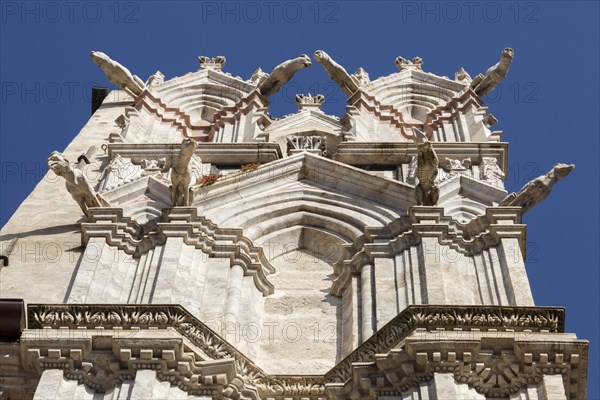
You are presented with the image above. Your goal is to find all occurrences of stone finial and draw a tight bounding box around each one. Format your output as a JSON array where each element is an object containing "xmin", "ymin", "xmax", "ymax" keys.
[
  {"xmin": 352, "ymin": 68, "xmax": 370, "ymax": 85},
  {"xmin": 146, "ymin": 71, "xmax": 165, "ymax": 87},
  {"xmin": 258, "ymin": 54, "xmax": 312, "ymax": 97},
  {"xmin": 295, "ymin": 93, "xmax": 325, "ymax": 111},
  {"xmin": 412, "ymin": 128, "xmax": 439, "ymax": 206},
  {"xmin": 396, "ymin": 56, "xmax": 423, "ymax": 71},
  {"xmin": 314, "ymin": 50, "xmax": 360, "ymax": 96},
  {"xmin": 499, "ymin": 163, "xmax": 574, "ymax": 213},
  {"xmin": 198, "ymin": 56, "xmax": 226, "ymax": 72},
  {"xmin": 90, "ymin": 51, "xmax": 146, "ymax": 96},
  {"xmin": 454, "ymin": 67, "xmax": 472, "ymax": 83},
  {"xmin": 248, "ymin": 68, "xmax": 269, "ymax": 86}
]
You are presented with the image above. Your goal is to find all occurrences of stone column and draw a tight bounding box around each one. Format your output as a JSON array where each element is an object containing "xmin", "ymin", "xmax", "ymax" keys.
[
  {"xmin": 373, "ymin": 257, "xmax": 397, "ymax": 330},
  {"xmin": 223, "ymin": 265, "xmax": 244, "ymax": 343},
  {"xmin": 33, "ymin": 369, "xmax": 63, "ymax": 400},
  {"xmin": 420, "ymin": 237, "xmax": 446, "ymax": 304},
  {"xmin": 498, "ymin": 238, "xmax": 534, "ymax": 306},
  {"xmin": 539, "ymin": 374, "xmax": 567, "ymax": 399},
  {"xmin": 360, "ymin": 264, "xmax": 375, "ymax": 341}
]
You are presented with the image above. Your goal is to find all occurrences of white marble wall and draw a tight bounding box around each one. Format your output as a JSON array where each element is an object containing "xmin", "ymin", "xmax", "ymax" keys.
[
  {"xmin": 67, "ymin": 237, "xmax": 263, "ymax": 357},
  {"xmin": 33, "ymin": 369, "xmax": 211, "ymax": 400}
]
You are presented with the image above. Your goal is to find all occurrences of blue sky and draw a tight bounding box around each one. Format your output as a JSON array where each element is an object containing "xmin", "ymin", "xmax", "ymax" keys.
[{"xmin": 1, "ymin": 1, "xmax": 598, "ymax": 396}]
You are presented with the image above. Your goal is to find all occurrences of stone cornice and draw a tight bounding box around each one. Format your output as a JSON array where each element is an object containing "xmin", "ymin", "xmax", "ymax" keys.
[
  {"xmin": 366, "ymin": 206, "xmax": 526, "ymax": 258},
  {"xmin": 107, "ymin": 142, "xmax": 283, "ymax": 166},
  {"xmin": 81, "ymin": 208, "xmax": 275, "ymax": 295},
  {"xmin": 328, "ymin": 330, "xmax": 587, "ymax": 399},
  {"xmin": 365, "ymin": 69, "xmax": 467, "ymax": 93},
  {"xmin": 425, "ymin": 89, "xmax": 486, "ymax": 128},
  {"xmin": 26, "ymin": 304, "xmax": 570, "ymax": 399},
  {"xmin": 333, "ymin": 141, "xmax": 508, "ymax": 172},
  {"xmin": 323, "ymin": 305, "xmax": 565, "ymax": 384},
  {"xmin": 27, "ymin": 304, "xmax": 325, "ymax": 399},
  {"xmin": 132, "ymin": 90, "xmax": 212, "ymax": 140},
  {"xmin": 208, "ymin": 89, "xmax": 271, "ymax": 141},
  {"xmin": 346, "ymin": 90, "xmax": 412, "ymax": 138},
  {"xmin": 331, "ymin": 207, "xmax": 526, "ymax": 296},
  {"xmin": 194, "ymin": 152, "xmax": 416, "ymax": 211}
]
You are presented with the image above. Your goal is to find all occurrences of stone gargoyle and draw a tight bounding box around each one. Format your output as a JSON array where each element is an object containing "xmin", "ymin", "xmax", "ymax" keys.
[
  {"xmin": 412, "ymin": 128, "xmax": 440, "ymax": 206},
  {"xmin": 90, "ymin": 51, "xmax": 146, "ymax": 96},
  {"xmin": 48, "ymin": 151, "xmax": 109, "ymax": 217},
  {"xmin": 258, "ymin": 54, "xmax": 312, "ymax": 97},
  {"xmin": 170, "ymin": 138, "xmax": 198, "ymax": 207},
  {"xmin": 499, "ymin": 163, "xmax": 574, "ymax": 213},
  {"xmin": 470, "ymin": 48, "xmax": 514, "ymax": 97},
  {"xmin": 314, "ymin": 50, "xmax": 361, "ymax": 96}
]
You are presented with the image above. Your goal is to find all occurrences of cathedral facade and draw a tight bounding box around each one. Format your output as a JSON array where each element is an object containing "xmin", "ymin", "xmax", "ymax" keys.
[{"xmin": 0, "ymin": 49, "xmax": 588, "ymax": 399}]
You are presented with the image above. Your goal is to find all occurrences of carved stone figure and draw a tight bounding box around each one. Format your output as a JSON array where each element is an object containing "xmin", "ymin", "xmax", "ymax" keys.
[
  {"xmin": 412, "ymin": 128, "xmax": 439, "ymax": 206},
  {"xmin": 145, "ymin": 71, "xmax": 165, "ymax": 87},
  {"xmin": 440, "ymin": 158, "xmax": 471, "ymax": 182},
  {"xmin": 141, "ymin": 158, "xmax": 166, "ymax": 171},
  {"xmin": 98, "ymin": 155, "xmax": 142, "ymax": 192},
  {"xmin": 287, "ymin": 135, "xmax": 327, "ymax": 156},
  {"xmin": 395, "ymin": 56, "xmax": 423, "ymax": 71},
  {"xmin": 314, "ymin": 50, "xmax": 360, "ymax": 96},
  {"xmin": 470, "ymin": 48, "xmax": 514, "ymax": 97},
  {"xmin": 48, "ymin": 151, "xmax": 108, "ymax": 216},
  {"xmin": 258, "ymin": 55, "xmax": 312, "ymax": 97},
  {"xmin": 454, "ymin": 67, "xmax": 472, "ymax": 83},
  {"xmin": 170, "ymin": 139, "xmax": 198, "ymax": 207},
  {"xmin": 499, "ymin": 163, "xmax": 574, "ymax": 213},
  {"xmin": 90, "ymin": 51, "xmax": 145, "ymax": 96},
  {"xmin": 198, "ymin": 56, "xmax": 226, "ymax": 71},
  {"xmin": 481, "ymin": 157, "xmax": 505, "ymax": 187}
]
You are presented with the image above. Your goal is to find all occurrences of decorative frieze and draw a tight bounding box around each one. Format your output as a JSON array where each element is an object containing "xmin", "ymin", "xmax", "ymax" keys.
[
  {"xmin": 481, "ymin": 156, "xmax": 505, "ymax": 187},
  {"xmin": 25, "ymin": 304, "xmax": 576, "ymax": 399},
  {"xmin": 287, "ymin": 135, "xmax": 327, "ymax": 156}
]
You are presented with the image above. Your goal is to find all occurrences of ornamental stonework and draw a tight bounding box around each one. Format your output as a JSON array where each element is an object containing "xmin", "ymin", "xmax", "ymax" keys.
[{"xmin": 0, "ymin": 48, "xmax": 586, "ymax": 400}]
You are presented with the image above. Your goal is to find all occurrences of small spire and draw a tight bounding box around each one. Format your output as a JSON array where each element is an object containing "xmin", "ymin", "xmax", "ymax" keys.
[{"xmin": 352, "ymin": 67, "xmax": 370, "ymax": 85}]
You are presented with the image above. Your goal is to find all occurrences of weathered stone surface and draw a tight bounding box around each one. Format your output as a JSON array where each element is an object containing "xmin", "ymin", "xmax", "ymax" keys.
[{"xmin": 0, "ymin": 50, "xmax": 585, "ymax": 399}]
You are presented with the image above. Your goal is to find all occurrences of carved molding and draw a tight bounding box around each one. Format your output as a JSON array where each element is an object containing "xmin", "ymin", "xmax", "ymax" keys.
[
  {"xmin": 26, "ymin": 304, "xmax": 571, "ymax": 399},
  {"xmin": 107, "ymin": 142, "xmax": 283, "ymax": 166},
  {"xmin": 346, "ymin": 90, "xmax": 411, "ymax": 139},
  {"xmin": 81, "ymin": 207, "xmax": 275, "ymax": 295},
  {"xmin": 331, "ymin": 206, "xmax": 526, "ymax": 296},
  {"xmin": 287, "ymin": 135, "xmax": 327, "ymax": 156},
  {"xmin": 27, "ymin": 304, "xmax": 325, "ymax": 399},
  {"xmin": 327, "ymin": 330, "xmax": 586, "ymax": 399}
]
